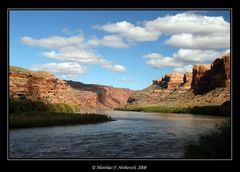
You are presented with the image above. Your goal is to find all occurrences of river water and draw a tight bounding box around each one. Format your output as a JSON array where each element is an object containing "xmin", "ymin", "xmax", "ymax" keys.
[{"xmin": 9, "ymin": 111, "xmax": 227, "ymax": 159}]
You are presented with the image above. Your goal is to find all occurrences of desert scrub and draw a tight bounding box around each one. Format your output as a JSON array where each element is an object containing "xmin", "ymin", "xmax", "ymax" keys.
[
  {"xmin": 184, "ymin": 121, "xmax": 230, "ymax": 159},
  {"xmin": 10, "ymin": 112, "xmax": 113, "ymax": 129}
]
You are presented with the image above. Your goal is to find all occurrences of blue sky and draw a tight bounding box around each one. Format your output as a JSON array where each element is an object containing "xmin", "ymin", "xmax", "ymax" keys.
[{"xmin": 9, "ymin": 10, "xmax": 230, "ymax": 90}]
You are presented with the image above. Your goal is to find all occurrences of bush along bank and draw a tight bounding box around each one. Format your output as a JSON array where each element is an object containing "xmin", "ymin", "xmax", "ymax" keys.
[
  {"xmin": 9, "ymin": 99, "xmax": 80, "ymax": 114},
  {"xmin": 184, "ymin": 121, "xmax": 230, "ymax": 159},
  {"xmin": 10, "ymin": 112, "xmax": 113, "ymax": 129},
  {"xmin": 115, "ymin": 102, "xmax": 230, "ymax": 116},
  {"xmin": 9, "ymin": 99, "xmax": 113, "ymax": 129}
]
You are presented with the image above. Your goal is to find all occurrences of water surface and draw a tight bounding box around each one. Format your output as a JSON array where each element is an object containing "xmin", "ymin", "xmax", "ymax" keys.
[{"xmin": 9, "ymin": 111, "xmax": 227, "ymax": 159}]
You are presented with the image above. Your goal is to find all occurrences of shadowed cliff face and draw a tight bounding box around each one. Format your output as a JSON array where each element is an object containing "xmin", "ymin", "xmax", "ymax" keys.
[
  {"xmin": 192, "ymin": 53, "xmax": 230, "ymax": 94},
  {"xmin": 9, "ymin": 67, "xmax": 133, "ymax": 110}
]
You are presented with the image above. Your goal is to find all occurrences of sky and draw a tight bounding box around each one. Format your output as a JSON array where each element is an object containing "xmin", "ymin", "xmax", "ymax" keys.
[{"xmin": 9, "ymin": 10, "xmax": 230, "ymax": 90}]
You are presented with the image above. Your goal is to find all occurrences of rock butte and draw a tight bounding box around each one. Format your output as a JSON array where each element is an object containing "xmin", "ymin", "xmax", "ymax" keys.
[
  {"xmin": 192, "ymin": 53, "xmax": 230, "ymax": 93},
  {"xmin": 128, "ymin": 53, "xmax": 230, "ymax": 107},
  {"xmin": 152, "ymin": 53, "xmax": 230, "ymax": 93}
]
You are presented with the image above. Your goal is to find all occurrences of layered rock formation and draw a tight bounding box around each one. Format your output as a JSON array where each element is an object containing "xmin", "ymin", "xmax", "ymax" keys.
[
  {"xmin": 126, "ymin": 53, "xmax": 230, "ymax": 108},
  {"xmin": 9, "ymin": 66, "xmax": 133, "ymax": 110},
  {"xmin": 182, "ymin": 72, "xmax": 193, "ymax": 89},
  {"xmin": 9, "ymin": 67, "xmax": 98, "ymax": 109},
  {"xmin": 209, "ymin": 53, "xmax": 230, "ymax": 88},
  {"xmin": 191, "ymin": 64, "xmax": 211, "ymax": 91},
  {"xmin": 152, "ymin": 72, "xmax": 191, "ymax": 90},
  {"xmin": 192, "ymin": 53, "xmax": 230, "ymax": 93}
]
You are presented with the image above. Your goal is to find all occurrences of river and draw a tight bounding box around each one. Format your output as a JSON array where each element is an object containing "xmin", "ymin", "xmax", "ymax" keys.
[{"xmin": 9, "ymin": 111, "xmax": 227, "ymax": 159}]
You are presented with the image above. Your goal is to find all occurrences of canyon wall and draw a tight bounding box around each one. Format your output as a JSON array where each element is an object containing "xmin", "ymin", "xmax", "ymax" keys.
[
  {"xmin": 66, "ymin": 80, "xmax": 134, "ymax": 108},
  {"xmin": 191, "ymin": 53, "xmax": 230, "ymax": 93},
  {"xmin": 9, "ymin": 67, "xmax": 133, "ymax": 110}
]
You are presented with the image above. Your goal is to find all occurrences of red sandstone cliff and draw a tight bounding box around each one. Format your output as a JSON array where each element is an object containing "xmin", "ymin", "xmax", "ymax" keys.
[
  {"xmin": 191, "ymin": 64, "xmax": 211, "ymax": 91},
  {"xmin": 152, "ymin": 72, "xmax": 192, "ymax": 90},
  {"xmin": 65, "ymin": 80, "xmax": 133, "ymax": 108},
  {"xmin": 152, "ymin": 72, "xmax": 184, "ymax": 90},
  {"xmin": 9, "ymin": 66, "xmax": 133, "ymax": 110},
  {"xmin": 182, "ymin": 72, "xmax": 193, "ymax": 89},
  {"xmin": 191, "ymin": 53, "xmax": 230, "ymax": 93},
  {"xmin": 127, "ymin": 53, "xmax": 230, "ymax": 107}
]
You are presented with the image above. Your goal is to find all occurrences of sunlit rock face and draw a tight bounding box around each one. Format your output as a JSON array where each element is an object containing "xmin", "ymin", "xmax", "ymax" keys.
[
  {"xmin": 152, "ymin": 72, "xmax": 184, "ymax": 90},
  {"xmin": 9, "ymin": 66, "xmax": 133, "ymax": 110},
  {"xmin": 182, "ymin": 72, "xmax": 193, "ymax": 89},
  {"xmin": 9, "ymin": 67, "xmax": 98, "ymax": 109}
]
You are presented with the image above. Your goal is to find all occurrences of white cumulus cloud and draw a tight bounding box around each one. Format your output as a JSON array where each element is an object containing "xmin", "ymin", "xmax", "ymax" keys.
[
  {"xmin": 143, "ymin": 53, "xmax": 183, "ymax": 68},
  {"xmin": 21, "ymin": 34, "xmax": 85, "ymax": 48},
  {"xmin": 95, "ymin": 21, "xmax": 161, "ymax": 42},
  {"xmin": 172, "ymin": 49, "xmax": 229, "ymax": 63},
  {"xmin": 166, "ymin": 33, "xmax": 230, "ymax": 49},
  {"xmin": 143, "ymin": 49, "xmax": 229, "ymax": 71},
  {"xmin": 111, "ymin": 65, "xmax": 126, "ymax": 72},
  {"xmin": 21, "ymin": 34, "xmax": 127, "ymax": 73},
  {"xmin": 31, "ymin": 62, "xmax": 87, "ymax": 79},
  {"xmin": 145, "ymin": 13, "xmax": 229, "ymax": 35},
  {"xmin": 87, "ymin": 35, "xmax": 128, "ymax": 48},
  {"xmin": 95, "ymin": 12, "xmax": 230, "ymax": 49}
]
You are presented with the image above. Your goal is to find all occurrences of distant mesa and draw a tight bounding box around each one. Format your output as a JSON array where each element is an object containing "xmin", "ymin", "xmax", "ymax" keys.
[
  {"xmin": 153, "ymin": 72, "xmax": 191, "ymax": 90},
  {"xmin": 152, "ymin": 53, "xmax": 230, "ymax": 94},
  {"xmin": 127, "ymin": 53, "xmax": 230, "ymax": 108}
]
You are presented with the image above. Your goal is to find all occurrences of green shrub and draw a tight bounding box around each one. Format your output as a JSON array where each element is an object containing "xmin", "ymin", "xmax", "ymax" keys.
[
  {"xmin": 116, "ymin": 104, "xmax": 230, "ymax": 116},
  {"xmin": 9, "ymin": 99, "xmax": 80, "ymax": 114},
  {"xmin": 9, "ymin": 99, "xmax": 49, "ymax": 114},
  {"xmin": 10, "ymin": 112, "xmax": 113, "ymax": 129}
]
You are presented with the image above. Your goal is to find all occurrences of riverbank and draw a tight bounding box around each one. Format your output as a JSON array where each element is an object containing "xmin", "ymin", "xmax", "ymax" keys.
[
  {"xmin": 115, "ymin": 101, "xmax": 230, "ymax": 116},
  {"xmin": 10, "ymin": 112, "xmax": 113, "ymax": 129},
  {"xmin": 184, "ymin": 121, "xmax": 230, "ymax": 158}
]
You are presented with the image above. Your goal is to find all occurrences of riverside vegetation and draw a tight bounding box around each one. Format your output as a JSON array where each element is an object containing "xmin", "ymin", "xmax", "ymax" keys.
[
  {"xmin": 184, "ymin": 121, "xmax": 230, "ymax": 158},
  {"xmin": 115, "ymin": 100, "xmax": 230, "ymax": 116},
  {"xmin": 9, "ymin": 99, "xmax": 113, "ymax": 129}
]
